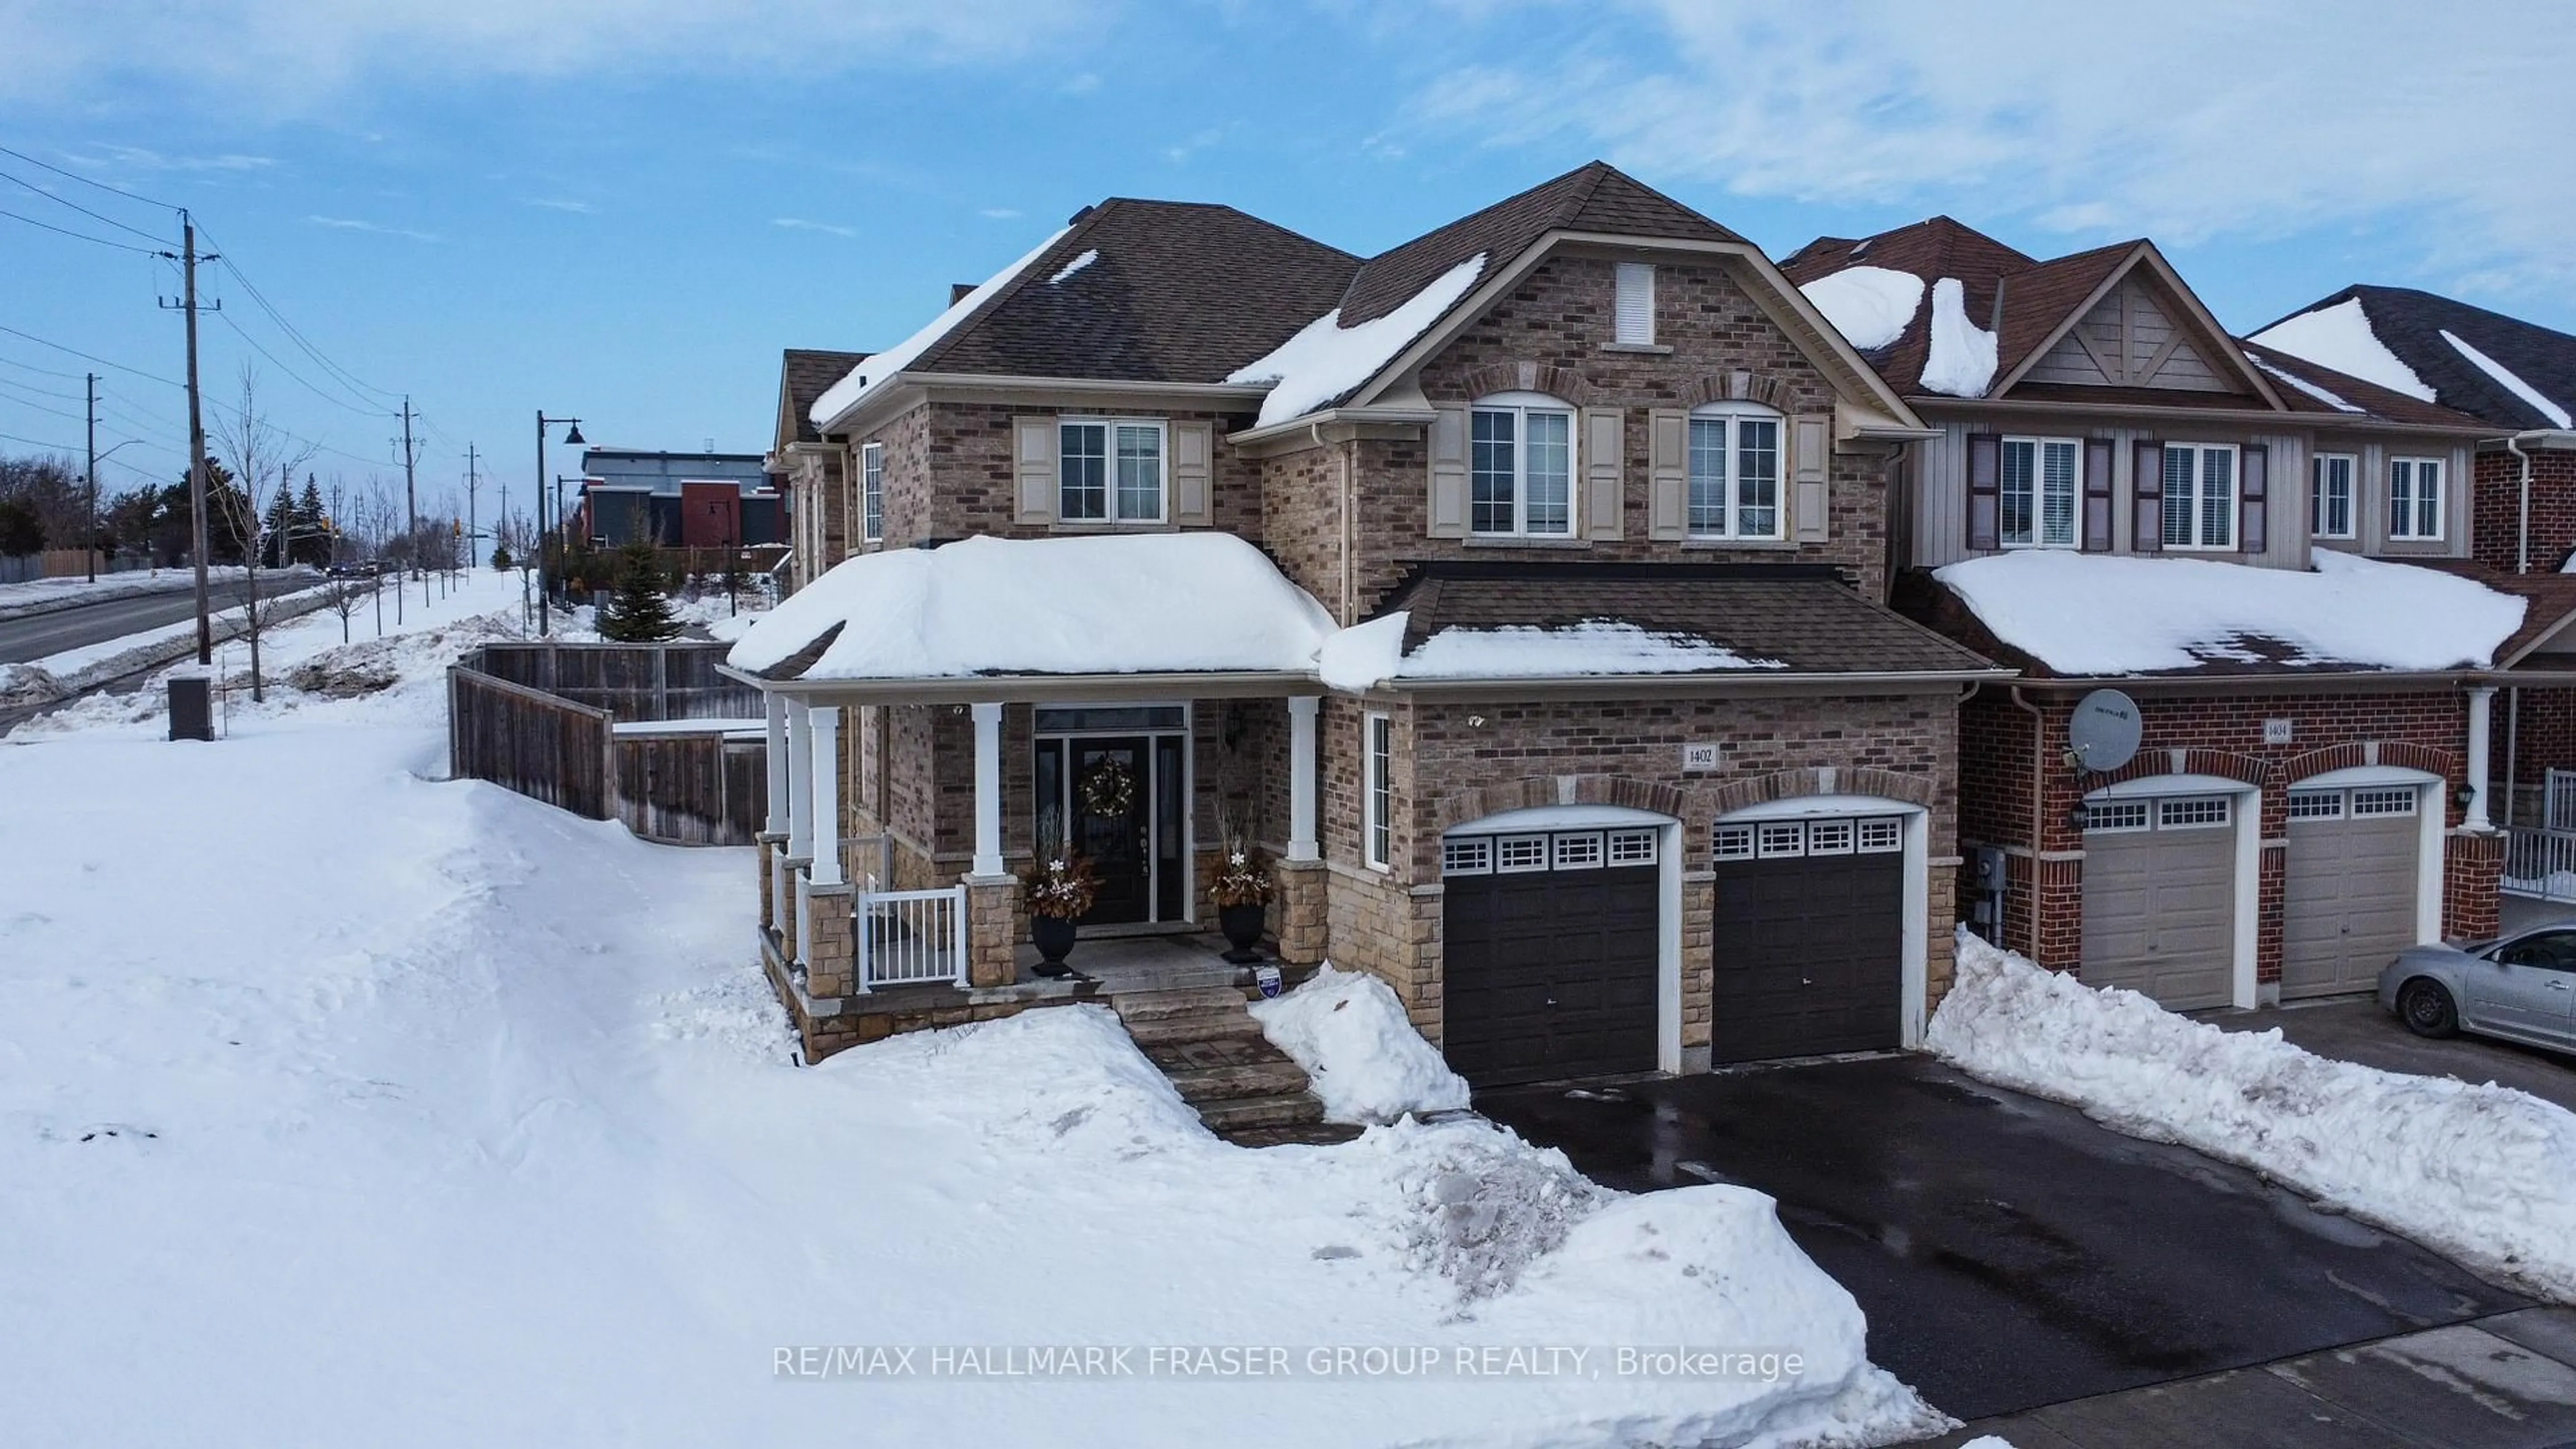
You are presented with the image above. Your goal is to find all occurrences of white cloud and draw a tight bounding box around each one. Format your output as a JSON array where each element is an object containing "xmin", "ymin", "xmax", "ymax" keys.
[
  {"xmin": 773, "ymin": 217, "xmax": 858, "ymax": 239},
  {"xmin": 1409, "ymin": 0, "xmax": 2576, "ymax": 296},
  {"xmin": 305, "ymin": 215, "xmax": 439, "ymax": 242},
  {"xmin": 523, "ymin": 198, "xmax": 594, "ymax": 214},
  {"xmin": 978, "ymin": 207, "xmax": 1023, "ymax": 220},
  {"xmin": 0, "ymin": 0, "xmax": 1097, "ymax": 107}
]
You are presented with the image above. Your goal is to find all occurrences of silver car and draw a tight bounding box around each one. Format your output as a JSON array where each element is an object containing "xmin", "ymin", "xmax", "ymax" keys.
[{"xmin": 2379, "ymin": 928, "xmax": 2576, "ymax": 1052}]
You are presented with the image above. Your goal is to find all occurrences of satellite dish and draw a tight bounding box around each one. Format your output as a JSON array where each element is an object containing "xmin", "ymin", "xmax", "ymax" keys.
[{"xmin": 2068, "ymin": 688, "xmax": 2141, "ymax": 774}]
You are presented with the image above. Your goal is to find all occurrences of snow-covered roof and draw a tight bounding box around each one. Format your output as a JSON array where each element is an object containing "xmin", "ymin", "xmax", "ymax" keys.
[
  {"xmin": 726, "ymin": 533, "xmax": 1335, "ymax": 682},
  {"xmin": 807, "ymin": 227, "xmax": 1071, "ymax": 428},
  {"xmin": 1319, "ymin": 613, "xmax": 1785, "ymax": 691},
  {"xmin": 1226, "ymin": 253, "xmax": 1487, "ymax": 428},
  {"xmin": 1919, "ymin": 277, "xmax": 1998, "ymax": 398},
  {"xmin": 1934, "ymin": 550, "xmax": 2526, "ymax": 676},
  {"xmin": 1796, "ymin": 266, "xmax": 1923, "ymax": 352},
  {"xmin": 2246, "ymin": 297, "xmax": 2435, "ymax": 402},
  {"xmin": 2444, "ymin": 329, "xmax": 2571, "ymax": 429},
  {"xmin": 1045, "ymin": 248, "xmax": 1098, "ymax": 286}
]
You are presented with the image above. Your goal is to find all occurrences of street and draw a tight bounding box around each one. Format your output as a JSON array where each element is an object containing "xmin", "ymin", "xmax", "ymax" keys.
[{"xmin": 0, "ymin": 570, "xmax": 318, "ymax": 665}]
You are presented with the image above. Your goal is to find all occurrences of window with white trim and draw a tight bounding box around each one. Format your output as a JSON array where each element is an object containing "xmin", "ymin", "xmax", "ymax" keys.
[
  {"xmin": 2159, "ymin": 797, "xmax": 2231, "ymax": 828},
  {"xmin": 1495, "ymin": 834, "xmax": 1548, "ymax": 871},
  {"xmin": 1552, "ymin": 833, "xmax": 1604, "ymax": 869},
  {"xmin": 1059, "ymin": 419, "xmax": 1165, "ymax": 523},
  {"xmin": 1608, "ymin": 828, "xmax": 1658, "ymax": 865},
  {"xmin": 1686, "ymin": 402, "xmax": 1783, "ymax": 540},
  {"xmin": 1363, "ymin": 712, "xmax": 1391, "ymax": 870},
  {"xmin": 2353, "ymin": 787, "xmax": 2418, "ymax": 817},
  {"xmin": 1856, "ymin": 818, "xmax": 1903, "ymax": 853},
  {"xmin": 1807, "ymin": 819, "xmax": 1856, "ymax": 855},
  {"xmin": 1757, "ymin": 822, "xmax": 1807, "ymax": 857},
  {"xmin": 1613, "ymin": 262, "xmax": 1656, "ymax": 345},
  {"xmin": 2288, "ymin": 790, "xmax": 2345, "ymax": 820},
  {"xmin": 1713, "ymin": 825, "xmax": 1756, "ymax": 860},
  {"xmin": 859, "ymin": 442, "xmax": 884, "ymax": 544},
  {"xmin": 1442, "ymin": 837, "xmax": 1492, "ymax": 875},
  {"xmin": 2085, "ymin": 801, "xmax": 2151, "ymax": 832},
  {"xmin": 2161, "ymin": 443, "xmax": 2238, "ymax": 550},
  {"xmin": 2001, "ymin": 435, "xmax": 2080, "ymax": 549},
  {"xmin": 1470, "ymin": 392, "xmax": 1576, "ymax": 537},
  {"xmin": 2389, "ymin": 457, "xmax": 2444, "ymax": 541},
  {"xmin": 2310, "ymin": 453, "xmax": 2354, "ymax": 540}
]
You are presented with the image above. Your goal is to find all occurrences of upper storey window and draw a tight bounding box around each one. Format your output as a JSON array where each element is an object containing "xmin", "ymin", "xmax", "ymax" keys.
[
  {"xmin": 2311, "ymin": 453, "xmax": 2355, "ymax": 540},
  {"xmin": 1686, "ymin": 402, "xmax": 1781, "ymax": 540},
  {"xmin": 2160, "ymin": 443, "xmax": 2237, "ymax": 551},
  {"xmin": 2000, "ymin": 436, "xmax": 2080, "ymax": 549},
  {"xmin": 1470, "ymin": 392, "xmax": 1576, "ymax": 537},
  {"xmin": 1059, "ymin": 419, "xmax": 1165, "ymax": 523},
  {"xmin": 1613, "ymin": 263, "xmax": 1656, "ymax": 345},
  {"xmin": 2389, "ymin": 457, "xmax": 2444, "ymax": 541}
]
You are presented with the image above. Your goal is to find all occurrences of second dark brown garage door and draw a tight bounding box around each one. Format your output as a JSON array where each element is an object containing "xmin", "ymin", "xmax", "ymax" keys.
[
  {"xmin": 1712, "ymin": 816, "xmax": 1905, "ymax": 1064},
  {"xmin": 1442, "ymin": 826, "xmax": 1661, "ymax": 1087}
]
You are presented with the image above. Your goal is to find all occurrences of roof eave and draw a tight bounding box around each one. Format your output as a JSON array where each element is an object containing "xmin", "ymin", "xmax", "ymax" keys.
[
  {"xmin": 1909, "ymin": 393, "xmax": 2491, "ymax": 438},
  {"xmin": 1366, "ymin": 667, "xmax": 2010, "ymax": 698},
  {"xmin": 719, "ymin": 666, "xmax": 1326, "ymax": 704},
  {"xmin": 1225, "ymin": 404, "xmax": 1442, "ymax": 451},
  {"xmin": 816, "ymin": 372, "xmax": 1275, "ymax": 439}
]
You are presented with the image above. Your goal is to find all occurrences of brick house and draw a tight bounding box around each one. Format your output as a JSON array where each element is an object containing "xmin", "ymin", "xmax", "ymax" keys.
[
  {"xmin": 1784, "ymin": 219, "xmax": 2528, "ymax": 1010},
  {"xmin": 732, "ymin": 164, "xmax": 2010, "ymax": 1080},
  {"xmin": 2248, "ymin": 286, "xmax": 2576, "ymax": 836},
  {"xmin": 766, "ymin": 348, "xmax": 867, "ymax": 590}
]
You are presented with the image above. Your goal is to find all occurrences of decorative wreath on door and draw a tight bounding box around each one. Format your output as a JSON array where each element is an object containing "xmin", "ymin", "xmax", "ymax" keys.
[{"xmin": 1080, "ymin": 757, "xmax": 1136, "ymax": 818}]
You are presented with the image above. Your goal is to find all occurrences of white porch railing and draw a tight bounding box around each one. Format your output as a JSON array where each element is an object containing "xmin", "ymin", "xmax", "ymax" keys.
[
  {"xmin": 2548, "ymin": 771, "xmax": 2576, "ymax": 832},
  {"xmin": 2503, "ymin": 826, "xmax": 2576, "ymax": 902},
  {"xmin": 855, "ymin": 884, "xmax": 969, "ymax": 990}
]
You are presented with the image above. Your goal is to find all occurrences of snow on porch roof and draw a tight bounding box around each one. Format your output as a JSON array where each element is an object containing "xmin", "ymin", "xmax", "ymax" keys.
[{"xmin": 725, "ymin": 533, "xmax": 1336, "ymax": 684}]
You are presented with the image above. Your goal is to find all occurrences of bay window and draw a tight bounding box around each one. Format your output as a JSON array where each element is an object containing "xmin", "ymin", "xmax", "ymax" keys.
[{"xmin": 1469, "ymin": 393, "xmax": 1575, "ymax": 537}]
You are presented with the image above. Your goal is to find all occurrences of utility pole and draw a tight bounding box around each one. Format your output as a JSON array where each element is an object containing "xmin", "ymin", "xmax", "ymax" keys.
[
  {"xmin": 159, "ymin": 211, "xmax": 220, "ymax": 664},
  {"xmin": 398, "ymin": 396, "xmax": 424, "ymax": 610},
  {"xmin": 83, "ymin": 373, "xmax": 97, "ymax": 583},
  {"xmin": 465, "ymin": 442, "xmax": 480, "ymax": 572}
]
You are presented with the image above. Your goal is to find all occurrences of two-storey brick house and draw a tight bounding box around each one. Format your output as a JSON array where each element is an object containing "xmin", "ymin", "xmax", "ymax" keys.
[
  {"xmin": 732, "ymin": 164, "xmax": 2008, "ymax": 1083},
  {"xmin": 1783, "ymin": 218, "xmax": 2532, "ymax": 1011}
]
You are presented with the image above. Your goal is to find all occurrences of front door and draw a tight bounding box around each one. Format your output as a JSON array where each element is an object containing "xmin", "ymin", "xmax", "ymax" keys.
[{"xmin": 1071, "ymin": 738, "xmax": 1151, "ymax": 926}]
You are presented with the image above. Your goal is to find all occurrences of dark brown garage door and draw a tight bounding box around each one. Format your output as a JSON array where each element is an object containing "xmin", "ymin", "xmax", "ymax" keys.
[
  {"xmin": 1442, "ymin": 827, "xmax": 1661, "ymax": 1087},
  {"xmin": 1712, "ymin": 816, "xmax": 1905, "ymax": 1064}
]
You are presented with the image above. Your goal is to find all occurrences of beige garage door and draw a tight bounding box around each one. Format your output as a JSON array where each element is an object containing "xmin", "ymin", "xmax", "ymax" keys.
[
  {"xmin": 2282, "ymin": 786, "xmax": 2422, "ymax": 999},
  {"xmin": 2082, "ymin": 795, "xmax": 2237, "ymax": 1010}
]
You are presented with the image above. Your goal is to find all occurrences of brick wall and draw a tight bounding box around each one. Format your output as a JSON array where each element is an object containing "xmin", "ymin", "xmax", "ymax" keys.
[
  {"xmin": 2472, "ymin": 445, "xmax": 2576, "ymax": 574},
  {"xmin": 2498, "ymin": 686, "xmax": 2576, "ymax": 826}
]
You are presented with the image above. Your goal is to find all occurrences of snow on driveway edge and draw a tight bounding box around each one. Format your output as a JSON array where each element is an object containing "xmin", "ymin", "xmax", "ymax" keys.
[
  {"xmin": 1248, "ymin": 964, "xmax": 1470, "ymax": 1124},
  {"xmin": 1928, "ymin": 926, "xmax": 2576, "ymax": 1301}
]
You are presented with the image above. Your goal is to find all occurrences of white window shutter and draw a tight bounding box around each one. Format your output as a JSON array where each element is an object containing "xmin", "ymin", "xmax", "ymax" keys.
[
  {"xmin": 1582, "ymin": 407, "xmax": 1625, "ymax": 540},
  {"xmin": 1647, "ymin": 408, "xmax": 1687, "ymax": 540},
  {"xmin": 1428, "ymin": 405, "xmax": 1469, "ymax": 539},
  {"xmin": 1614, "ymin": 263, "xmax": 1654, "ymax": 345},
  {"xmin": 1170, "ymin": 421, "xmax": 1214, "ymax": 526},
  {"xmin": 1012, "ymin": 415, "xmax": 1057, "ymax": 524},
  {"xmin": 1791, "ymin": 412, "xmax": 1831, "ymax": 543}
]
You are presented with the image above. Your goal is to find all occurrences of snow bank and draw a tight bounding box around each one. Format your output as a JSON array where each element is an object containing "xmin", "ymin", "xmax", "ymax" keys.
[
  {"xmin": 1935, "ymin": 549, "xmax": 2524, "ymax": 674},
  {"xmin": 728, "ymin": 533, "xmax": 1334, "ymax": 680},
  {"xmin": 1798, "ymin": 265, "xmax": 1924, "ymax": 351},
  {"xmin": 1919, "ymin": 278, "xmax": 1997, "ymax": 397},
  {"xmin": 1929, "ymin": 928, "xmax": 2576, "ymax": 1303},
  {"xmin": 1228, "ymin": 254, "xmax": 1486, "ymax": 428},
  {"xmin": 808, "ymin": 227, "xmax": 1071, "ymax": 427},
  {"xmin": 2445, "ymin": 329, "xmax": 2572, "ymax": 428},
  {"xmin": 1248, "ymin": 965, "xmax": 1471, "ymax": 1124},
  {"xmin": 2249, "ymin": 297, "xmax": 2436, "ymax": 402},
  {"xmin": 1318, "ymin": 611, "xmax": 1784, "ymax": 691}
]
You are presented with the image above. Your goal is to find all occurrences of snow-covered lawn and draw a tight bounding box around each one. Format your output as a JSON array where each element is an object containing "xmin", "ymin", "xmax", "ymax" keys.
[
  {"xmin": 2, "ymin": 600, "xmax": 1943, "ymax": 1448},
  {"xmin": 1929, "ymin": 928, "xmax": 2576, "ymax": 1303}
]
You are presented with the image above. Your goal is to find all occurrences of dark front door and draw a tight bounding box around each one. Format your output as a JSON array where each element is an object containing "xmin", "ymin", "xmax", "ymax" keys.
[
  {"xmin": 1711, "ymin": 836, "xmax": 1903, "ymax": 1063},
  {"xmin": 1443, "ymin": 830, "xmax": 1660, "ymax": 1087},
  {"xmin": 1072, "ymin": 738, "xmax": 1151, "ymax": 926}
]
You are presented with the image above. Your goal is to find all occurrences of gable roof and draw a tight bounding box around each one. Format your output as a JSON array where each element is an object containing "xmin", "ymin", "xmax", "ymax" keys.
[
  {"xmin": 778, "ymin": 348, "xmax": 868, "ymax": 450},
  {"xmin": 2238, "ymin": 341, "xmax": 2493, "ymax": 429},
  {"xmin": 2250, "ymin": 285, "xmax": 2576, "ymax": 431}
]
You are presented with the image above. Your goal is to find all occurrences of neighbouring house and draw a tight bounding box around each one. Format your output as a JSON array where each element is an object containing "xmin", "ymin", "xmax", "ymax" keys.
[
  {"xmin": 766, "ymin": 348, "xmax": 869, "ymax": 592},
  {"xmin": 2249, "ymin": 287, "xmax": 2576, "ymax": 848},
  {"xmin": 731, "ymin": 164, "xmax": 2013, "ymax": 1079},
  {"xmin": 1782, "ymin": 218, "xmax": 2549, "ymax": 1012},
  {"xmin": 572, "ymin": 447, "xmax": 788, "ymax": 549}
]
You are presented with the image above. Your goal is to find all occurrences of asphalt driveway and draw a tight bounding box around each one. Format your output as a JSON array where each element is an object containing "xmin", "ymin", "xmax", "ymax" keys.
[
  {"xmin": 2196, "ymin": 996, "xmax": 2576, "ymax": 1112},
  {"xmin": 1476, "ymin": 1056, "xmax": 2528, "ymax": 1421}
]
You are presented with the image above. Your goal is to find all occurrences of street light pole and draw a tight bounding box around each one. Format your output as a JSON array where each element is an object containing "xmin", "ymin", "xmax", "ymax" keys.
[{"xmin": 534, "ymin": 411, "xmax": 582, "ymax": 637}]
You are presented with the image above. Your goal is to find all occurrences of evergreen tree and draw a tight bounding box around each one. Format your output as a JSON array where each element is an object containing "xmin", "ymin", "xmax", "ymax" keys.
[
  {"xmin": 490, "ymin": 541, "xmax": 513, "ymax": 571},
  {"xmin": 292, "ymin": 478, "xmax": 329, "ymax": 566},
  {"xmin": 598, "ymin": 539, "xmax": 682, "ymax": 642}
]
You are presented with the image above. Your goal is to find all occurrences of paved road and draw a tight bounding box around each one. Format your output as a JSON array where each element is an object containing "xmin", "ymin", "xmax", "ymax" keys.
[
  {"xmin": 2198, "ymin": 996, "xmax": 2576, "ymax": 1112},
  {"xmin": 0, "ymin": 572, "xmax": 317, "ymax": 664},
  {"xmin": 1477, "ymin": 1057, "xmax": 2526, "ymax": 1422}
]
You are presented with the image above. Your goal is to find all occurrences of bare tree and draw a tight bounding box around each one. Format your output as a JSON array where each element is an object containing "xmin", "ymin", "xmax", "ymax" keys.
[{"xmin": 208, "ymin": 366, "xmax": 317, "ymax": 703}]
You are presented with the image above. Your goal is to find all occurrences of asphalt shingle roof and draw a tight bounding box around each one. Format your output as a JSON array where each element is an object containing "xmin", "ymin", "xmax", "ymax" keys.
[
  {"xmin": 780, "ymin": 348, "xmax": 869, "ymax": 446},
  {"xmin": 2255, "ymin": 284, "xmax": 2576, "ymax": 431}
]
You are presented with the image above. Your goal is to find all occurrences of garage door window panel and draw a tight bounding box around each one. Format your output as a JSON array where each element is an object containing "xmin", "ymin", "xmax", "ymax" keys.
[
  {"xmin": 1552, "ymin": 833, "xmax": 1605, "ymax": 870},
  {"xmin": 2086, "ymin": 801, "xmax": 2151, "ymax": 833},
  {"xmin": 2159, "ymin": 798, "xmax": 2231, "ymax": 828},
  {"xmin": 1442, "ymin": 837, "xmax": 1492, "ymax": 875}
]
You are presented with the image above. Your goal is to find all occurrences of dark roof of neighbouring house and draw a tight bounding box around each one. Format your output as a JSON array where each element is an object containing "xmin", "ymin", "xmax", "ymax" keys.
[
  {"xmin": 1371, "ymin": 561, "xmax": 2003, "ymax": 677},
  {"xmin": 2403, "ymin": 558, "xmax": 2576, "ymax": 662},
  {"xmin": 2237, "ymin": 341, "xmax": 2494, "ymax": 429},
  {"xmin": 2251, "ymin": 284, "xmax": 2576, "ymax": 431},
  {"xmin": 781, "ymin": 348, "xmax": 869, "ymax": 446}
]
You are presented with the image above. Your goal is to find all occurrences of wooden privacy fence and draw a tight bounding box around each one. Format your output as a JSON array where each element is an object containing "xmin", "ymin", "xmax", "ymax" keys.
[{"xmin": 449, "ymin": 641, "xmax": 767, "ymax": 845}]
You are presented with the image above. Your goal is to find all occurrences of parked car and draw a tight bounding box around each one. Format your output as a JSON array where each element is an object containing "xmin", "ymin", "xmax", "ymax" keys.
[
  {"xmin": 325, "ymin": 562, "xmax": 367, "ymax": 580},
  {"xmin": 2379, "ymin": 929, "xmax": 2576, "ymax": 1053}
]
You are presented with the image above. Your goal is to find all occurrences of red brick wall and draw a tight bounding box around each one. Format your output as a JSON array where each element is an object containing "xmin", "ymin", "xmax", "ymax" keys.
[{"xmin": 2472, "ymin": 445, "xmax": 2576, "ymax": 574}]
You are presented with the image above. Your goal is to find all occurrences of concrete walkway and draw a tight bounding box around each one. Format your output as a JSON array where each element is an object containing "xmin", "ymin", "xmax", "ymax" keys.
[{"xmin": 1908, "ymin": 1307, "xmax": 2576, "ymax": 1448}]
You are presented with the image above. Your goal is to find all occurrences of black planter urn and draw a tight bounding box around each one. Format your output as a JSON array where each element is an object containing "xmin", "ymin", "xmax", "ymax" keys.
[
  {"xmin": 1030, "ymin": 915, "xmax": 1077, "ymax": 977},
  {"xmin": 1218, "ymin": 902, "xmax": 1267, "ymax": 963}
]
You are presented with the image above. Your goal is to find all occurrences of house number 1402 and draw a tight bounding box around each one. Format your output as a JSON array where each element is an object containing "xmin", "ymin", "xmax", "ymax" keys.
[{"xmin": 1681, "ymin": 743, "xmax": 1721, "ymax": 771}]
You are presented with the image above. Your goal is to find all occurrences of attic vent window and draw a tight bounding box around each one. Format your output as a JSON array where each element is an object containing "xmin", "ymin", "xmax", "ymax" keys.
[{"xmin": 1614, "ymin": 262, "xmax": 1656, "ymax": 345}]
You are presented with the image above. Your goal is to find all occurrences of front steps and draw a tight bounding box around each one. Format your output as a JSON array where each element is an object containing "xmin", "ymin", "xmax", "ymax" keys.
[{"xmin": 1109, "ymin": 986, "xmax": 1360, "ymax": 1148}]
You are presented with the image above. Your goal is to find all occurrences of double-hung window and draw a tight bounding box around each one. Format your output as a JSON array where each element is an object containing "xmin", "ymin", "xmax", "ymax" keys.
[
  {"xmin": 1059, "ymin": 419, "xmax": 1166, "ymax": 523},
  {"xmin": 1363, "ymin": 712, "xmax": 1392, "ymax": 870},
  {"xmin": 1685, "ymin": 403, "xmax": 1783, "ymax": 540},
  {"xmin": 859, "ymin": 442, "xmax": 884, "ymax": 544},
  {"xmin": 2389, "ymin": 457, "xmax": 2444, "ymax": 541},
  {"xmin": 1469, "ymin": 393, "xmax": 1575, "ymax": 537},
  {"xmin": 2000, "ymin": 435, "xmax": 2080, "ymax": 548},
  {"xmin": 2310, "ymin": 453, "xmax": 2354, "ymax": 540},
  {"xmin": 2161, "ymin": 443, "xmax": 2238, "ymax": 550}
]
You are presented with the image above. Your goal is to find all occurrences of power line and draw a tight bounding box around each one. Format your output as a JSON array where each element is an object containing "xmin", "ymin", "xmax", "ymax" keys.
[
  {"xmin": 214, "ymin": 308, "xmax": 392, "ymax": 419},
  {"xmin": 0, "ymin": 163, "xmax": 173, "ymax": 244},
  {"xmin": 0, "ymin": 203, "xmax": 162, "ymax": 254},
  {"xmin": 0, "ymin": 352, "xmax": 87, "ymax": 382},
  {"xmin": 0, "ymin": 378, "xmax": 90, "ymax": 423},
  {"xmin": 204, "ymin": 244, "xmax": 404, "ymax": 409},
  {"xmin": 0, "ymin": 144, "xmax": 181, "ymax": 212},
  {"xmin": 0, "ymin": 322, "xmax": 182, "ymax": 390},
  {"xmin": 0, "ymin": 371, "xmax": 86, "ymax": 403}
]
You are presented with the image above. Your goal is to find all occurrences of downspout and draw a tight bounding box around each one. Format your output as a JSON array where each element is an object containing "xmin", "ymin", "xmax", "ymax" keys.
[
  {"xmin": 2010, "ymin": 686, "xmax": 2049, "ymax": 960},
  {"xmin": 2508, "ymin": 431, "xmax": 2537, "ymax": 574},
  {"xmin": 2508, "ymin": 685, "xmax": 2522, "ymax": 829}
]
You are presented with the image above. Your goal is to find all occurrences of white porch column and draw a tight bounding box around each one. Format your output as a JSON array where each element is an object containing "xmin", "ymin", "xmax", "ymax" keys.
[
  {"xmin": 1287, "ymin": 694, "xmax": 1320, "ymax": 863},
  {"xmin": 971, "ymin": 701, "xmax": 1004, "ymax": 877},
  {"xmin": 810, "ymin": 706, "xmax": 843, "ymax": 886},
  {"xmin": 762, "ymin": 692, "xmax": 788, "ymax": 835},
  {"xmin": 785, "ymin": 700, "xmax": 814, "ymax": 861},
  {"xmin": 2467, "ymin": 685, "xmax": 2497, "ymax": 830}
]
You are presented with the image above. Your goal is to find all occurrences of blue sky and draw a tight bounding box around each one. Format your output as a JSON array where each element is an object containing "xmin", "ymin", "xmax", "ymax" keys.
[{"xmin": 3, "ymin": 0, "xmax": 2570, "ymax": 533}]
